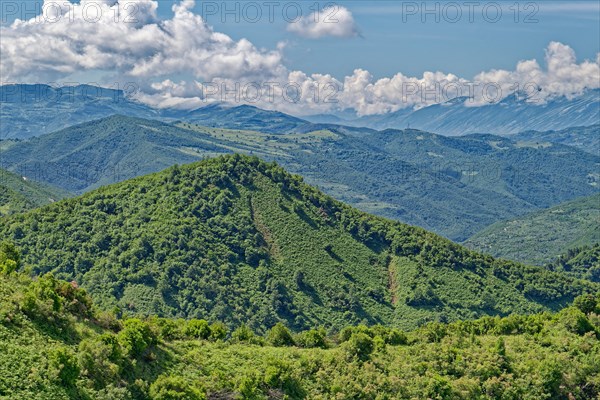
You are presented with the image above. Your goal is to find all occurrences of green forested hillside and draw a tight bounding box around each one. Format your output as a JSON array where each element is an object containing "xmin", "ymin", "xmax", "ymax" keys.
[
  {"xmin": 0, "ymin": 116, "xmax": 226, "ymax": 193},
  {"xmin": 466, "ymin": 194, "xmax": 600, "ymax": 265},
  {"xmin": 1, "ymin": 267, "xmax": 599, "ymax": 400},
  {"xmin": 508, "ymin": 124, "xmax": 600, "ymax": 155},
  {"xmin": 0, "ymin": 168, "xmax": 70, "ymax": 216},
  {"xmin": 546, "ymin": 244, "xmax": 600, "ymax": 283},
  {"xmin": 2, "ymin": 116, "xmax": 598, "ymax": 241},
  {"xmin": 0, "ymin": 155, "xmax": 597, "ymax": 332}
]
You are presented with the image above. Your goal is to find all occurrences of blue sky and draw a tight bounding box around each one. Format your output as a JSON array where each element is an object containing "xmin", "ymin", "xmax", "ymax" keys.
[
  {"xmin": 163, "ymin": 1, "xmax": 600, "ymax": 79},
  {"xmin": 201, "ymin": 0, "xmax": 600, "ymax": 79}
]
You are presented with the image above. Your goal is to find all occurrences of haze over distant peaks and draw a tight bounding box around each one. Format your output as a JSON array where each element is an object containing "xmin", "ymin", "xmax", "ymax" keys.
[{"xmin": 1, "ymin": 84, "xmax": 599, "ymax": 139}]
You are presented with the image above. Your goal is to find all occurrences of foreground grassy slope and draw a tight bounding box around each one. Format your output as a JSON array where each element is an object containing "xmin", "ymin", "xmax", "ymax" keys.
[
  {"xmin": 1, "ymin": 270, "xmax": 599, "ymax": 400},
  {"xmin": 1, "ymin": 155, "xmax": 598, "ymax": 331},
  {"xmin": 466, "ymin": 194, "xmax": 600, "ymax": 265},
  {"xmin": 0, "ymin": 168, "xmax": 70, "ymax": 216}
]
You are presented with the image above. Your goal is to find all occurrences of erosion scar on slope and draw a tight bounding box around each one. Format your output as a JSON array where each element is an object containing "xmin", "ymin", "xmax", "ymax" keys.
[
  {"xmin": 388, "ymin": 256, "xmax": 398, "ymax": 306},
  {"xmin": 249, "ymin": 196, "xmax": 281, "ymax": 260}
]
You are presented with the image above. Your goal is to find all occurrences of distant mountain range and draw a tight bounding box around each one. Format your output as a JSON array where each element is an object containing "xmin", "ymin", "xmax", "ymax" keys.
[
  {"xmin": 0, "ymin": 84, "xmax": 308, "ymax": 140},
  {"xmin": 0, "ymin": 84, "xmax": 159, "ymax": 139},
  {"xmin": 465, "ymin": 194, "xmax": 600, "ymax": 266},
  {"xmin": 1, "ymin": 115, "xmax": 598, "ymax": 241},
  {"xmin": 1, "ymin": 84, "xmax": 599, "ymax": 140},
  {"xmin": 313, "ymin": 90, "xmax": 600, "ymax": 136}
]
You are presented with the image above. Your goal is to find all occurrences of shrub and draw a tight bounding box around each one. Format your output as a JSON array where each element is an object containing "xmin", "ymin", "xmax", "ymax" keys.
[
  {"xmin": 267, "ymin": 323, "xmax": 295, "ymax": 347},
  {"xmin": 343, "ymin": 333, "xmax": 374, "ymax": 361},
  {"xmin": 184, "ymin": 319, "xmax": 211, "ymax": 340},
  {"xmin": 264, "ymin": 360, "xmax": 305, "ymax": 397},
  {"xmin": 209, "ymin": 322, "xmax": 228, "ymax": 341},
  {"xmin": 21, "ymin": 273, "xmax": 93, "ymax": 320},
  {"xmin": 149, "ymin": 375, "xmax": 206, "ymax": 400},
  {"xmin": 118, "ymin": 318, "xmax": 158, "ymax": 357},
  {"xmin": 573, "ymin": 294, "xmax": 598, "ymax": 315},
  {"xmin": 49, "ymin": 347, "xmax": 80, "ymax": 387},
  {"xmin": 296, "ymin": 328, "xmax": 327, "ymax": 349},
  {"xmin": 237, "ymin": 373, "xmax": 263, "ymax": 399}
]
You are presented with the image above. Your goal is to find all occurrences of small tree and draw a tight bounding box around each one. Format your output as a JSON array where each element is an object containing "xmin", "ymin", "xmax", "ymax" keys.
[
  {"xmin": 386, "ymin": 329, "xmax": 408, "ymax": 345},
  {"xmin": 209, "ymin": 322, "xmax": 228, "ymax": 341},
  {"xmin": 49, "ymin": 347, "xmax": 80, "ymax": 387},
  {"xmin": 573, "ymin": 294, "xmax": 598, "ymax": 314},
  {"xmin": 557, "ymin": 307, "xmax": 594, "ymax": 335},
  {"xmin": 184, "ymin": 319, "xmax": 211, "ymax": 340},
  {"xmin": 343, "ymin": 333, "xmax": 374, "ymax": 361},
  {"xmin": 0, "ymin": 241, "xmax": 20, "ymax": 274},
  {"xmin": 231, "ymin": 324, "xmax": 255, "ymax": 343},
  {"xmin": 118, "ymin": 318, "xmax": 157, "ymax": 358},
  {"xmin": 296, "ymin": 328, "xmax": 327, "ymax": 349},
  {"xmin": 267, "ymin": 322, "xmax": 295, "ymax": 347}
]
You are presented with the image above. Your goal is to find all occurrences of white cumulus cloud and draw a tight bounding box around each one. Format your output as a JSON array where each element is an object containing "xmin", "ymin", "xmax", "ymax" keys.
[
  {"xmin": 287, "ymin": 5, "xmax": 359, "ymax": 39},
  {"xmin": 0, "ymin": 0, "xmax": 284, "ymax": 84}
]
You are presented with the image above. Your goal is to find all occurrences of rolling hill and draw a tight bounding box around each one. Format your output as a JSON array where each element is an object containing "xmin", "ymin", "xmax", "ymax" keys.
[
  {"xmin": 2, "ymin": 115, "xmax": 598, "ymax": 242},
  {"xmin": 507, "ymin": 124, "xmax": 600, "ymax": 155},
  {"xmin": 0, "ymin": 116, "xmax": 228, "ymax": 192},
  {"xmin": 168, "ymin": 103, "xmax": 310, "ymax": 134},
  {"xmin": 545, "ymin": 244, "xmax": 600, "ymax": 283},
  {"xmin": 1, "ymin": 155, "xmax": 597, "ymax": 332},
  {"xmin": 465, "ymin": 194, "xmax": 600, "ymax": 266},
  {"xmin": 0, "ymin": 168, "xmax": 70, "ymax": 216}
]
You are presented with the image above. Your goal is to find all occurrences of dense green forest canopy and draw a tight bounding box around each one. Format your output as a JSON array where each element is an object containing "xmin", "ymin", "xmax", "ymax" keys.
[
  {"xmin": 0, "ymin": 155, "xmax": 597, "ymax": 333},
  {"xmin": 2, "ymin": 115, "xmax": 598, "ymax": 241},
  {"xmin": 545, "ymin": 244, "xmax": 600, "ymax": 283}
]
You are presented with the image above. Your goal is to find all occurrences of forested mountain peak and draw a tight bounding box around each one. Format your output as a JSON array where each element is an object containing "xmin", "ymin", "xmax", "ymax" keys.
[{"xmin": 1, "ymin": 155, "xmax": 597, "ymax": 332}]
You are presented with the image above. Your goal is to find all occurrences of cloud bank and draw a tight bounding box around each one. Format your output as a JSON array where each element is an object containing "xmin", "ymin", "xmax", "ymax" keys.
[{"xmin": 1, "ymin": 0, "xmax": 599, "ymax": 116}]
